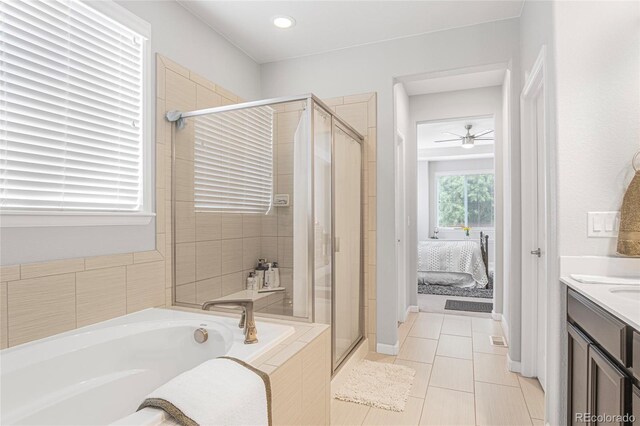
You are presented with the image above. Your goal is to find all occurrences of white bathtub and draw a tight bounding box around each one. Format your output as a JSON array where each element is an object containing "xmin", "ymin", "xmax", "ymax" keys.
[{"xmin": 0, "ymin": 308, "xmax": 295, "ymax": 425}]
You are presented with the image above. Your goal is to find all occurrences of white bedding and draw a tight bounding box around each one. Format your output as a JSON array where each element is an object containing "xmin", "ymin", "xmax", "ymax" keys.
[{"xmin": 418, "ymin": 240, "xmax": 488, "ymax": 288}]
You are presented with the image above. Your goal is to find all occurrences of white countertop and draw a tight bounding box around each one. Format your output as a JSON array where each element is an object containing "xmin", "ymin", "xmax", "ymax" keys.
[{"xmin": 561, "ymin": 275, "xmax": 640, "ymax": 331}]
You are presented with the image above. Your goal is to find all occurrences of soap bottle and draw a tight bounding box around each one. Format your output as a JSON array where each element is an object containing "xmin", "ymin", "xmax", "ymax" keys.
[
  {"xmin": 246, "ymin": 272, "xmax": 257, "ymax": 291},
  {"xmin": 255, "ymin": 259, "xmax": 267, "ymax": 290},
  {"xmin": 271, "ymin": 261, "xmax": 281, "ymax": 288}
]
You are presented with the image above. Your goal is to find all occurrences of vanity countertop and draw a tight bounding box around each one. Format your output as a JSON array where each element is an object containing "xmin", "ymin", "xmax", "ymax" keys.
[{"xmin": 561, "ymin": 275, "xmax": 640, "ymax": 331}]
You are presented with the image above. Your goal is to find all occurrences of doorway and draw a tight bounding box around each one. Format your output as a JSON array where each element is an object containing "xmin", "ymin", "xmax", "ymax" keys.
[{"xmin": 520, "ymin": 47, "xmax": 549, "ymax": 390}]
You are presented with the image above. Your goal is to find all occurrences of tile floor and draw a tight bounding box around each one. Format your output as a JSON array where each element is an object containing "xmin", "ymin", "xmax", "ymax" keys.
[{"xmin": 331, "ymin": 310, "xmax": 545, "ymax": 425}]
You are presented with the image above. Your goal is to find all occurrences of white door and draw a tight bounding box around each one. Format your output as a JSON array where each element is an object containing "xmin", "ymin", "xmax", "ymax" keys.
[
  {"xmin": 395, "ymin": 133, "xmax": 406, "ymax": 322},
  {"xmin": 534, "ymin": 95, "xmax": 547, "ymax": 391}
]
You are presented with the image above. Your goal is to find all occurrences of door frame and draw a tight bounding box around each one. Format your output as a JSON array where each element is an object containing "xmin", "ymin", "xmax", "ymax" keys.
[
  {"xmin": 520, "ymin": 46, "xmax": 550, "ymax": 382},
  {"xmin": 395, "ymin": 131, "xmax": 407, "ymax": 322}
]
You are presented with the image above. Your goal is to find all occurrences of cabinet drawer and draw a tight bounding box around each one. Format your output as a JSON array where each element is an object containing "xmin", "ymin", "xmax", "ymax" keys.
[
  {"xmin": 633, "ymin": 331, "xmax": 640, "ymax": 381},
  {"xmin": 568, "ymin": 289, "xmax": 629, "ymax": 366}
]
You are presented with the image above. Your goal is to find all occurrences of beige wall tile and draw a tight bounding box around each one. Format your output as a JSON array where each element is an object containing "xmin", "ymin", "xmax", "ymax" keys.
[
  {"xmin": 367, "ymin": 161, "xmax": 376, "ymax": 197},
  {"xmin": 196, "ymin": 212, "xmax": 222, "ymax": 241},
  {"xmin": 271, "ymin": 352, "xmax": 303, "ymax": 426},
  {"xmin": 261, "ymin": 214, "xmax": 278, "ymax": 237},
  {"xmin": 76, "ymin": 267, "xmax": 126, "ymax": 327},
  {"xmin": 156, "ymin": 55, "xmax": 166, "ymax": 99},
  {"xmin": 189, "ymin": 72, "xmax": 215, "ymax": 91},
  {"xmin": 174, "ymin": 159, "xmax": 194, "ymax": 202},
  {"xmin": 277, "ymin": 111, "xmax": 301, "ymax": 144},
  {"xmin": 0, "ymin": 282, "xmax": 7, "ymax": 349},
  {"xmin": 195, "ymin": 277, "xmax": 221, "ymax": 303},
  {"xmin": 221, "ymin": 272, "xmax": 243, "ymax": 296},
  {"xmin": 344, "ymin": 93, "xmax": 373, "ymax": 104},
  {"xmin": 242, "ymin": 214, "xmax": 261, "ymax": 238},
  {"xmin": 214, "ymin": 85, "xmax": 238, "ymax": 103},
  {"xmin": 323, "ymin": 96, "xmax": 344, "ymax": 107},
  {"xmin": 126, "ymin": 261, "xmax": 165, "ymax": 313},
  {"xmin": 8, "ymin": 274, "xmax": 76, "ymax": 346},
  {"xmin": 133, "ymin": 250, "xmax": 164, "ymax": 264},
  {"xmin": 242, "ymin": 237, "xmax": 261, "ymax": 271},
  {"xmin": 158, "ymin": 54, "xmax": 189, "ymax": 78},
  {"xmin": 84, "ymin": 253, "xmax": 133, "ymax": 270},
  {"xmin": 220, "ymin": 214, "xmax": 243, "ymax": 239},
  {"xmin": 336, "ymin": 102, "xmax": 368, "ymax": 135},
  {"xmin": 176, "ymin": 282, "xmax": 196, "ymax": 304},
  {"xmin": 260, "ymin": 237, "xmax": 278, "ymax": 262},
  {"xmin": 368, "ymin": 94, "xmax": 377, "ymax": 127},
  {"xmin": 196, "ymin": 240, "xmax": 222, "ymax": 280},
  {"xmin": 175, "ymin": 243, "xmax": 196, "ymax": 285},
  {"xmin": 196, "ymin": 84, "xmax": 222, "ymax": 109},
  {"xmin": 175, "ymin": 201, "xmax": 196, "ymax": 243},
  {"xmin": 0, "ymin": 265, "xmax": 20, "ymax": 282},
  {"xmin": 277, "ymin": 237, "xmax": 293, "ymax": 268},
  {"xmin": 21, "ymin": 258, "xmax": 84, "ymax": 279},
  {"xmin": 221, "ymin": 239, "xmax": 243, "ymax": 274},
  {"xmin": 165, "ymin": 69, "xmax": 196, "ymax": 111}
]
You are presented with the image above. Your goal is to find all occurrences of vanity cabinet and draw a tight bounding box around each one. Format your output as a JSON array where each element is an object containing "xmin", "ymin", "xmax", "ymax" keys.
[{"xmin": 567, "ymin": 289, "xmax": 636, "ymax": 425}]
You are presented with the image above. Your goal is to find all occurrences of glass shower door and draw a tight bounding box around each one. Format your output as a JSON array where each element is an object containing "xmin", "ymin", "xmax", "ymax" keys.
[{"xmin": 332, "ymin": 123, "xmax": 363, "ymax": 367}]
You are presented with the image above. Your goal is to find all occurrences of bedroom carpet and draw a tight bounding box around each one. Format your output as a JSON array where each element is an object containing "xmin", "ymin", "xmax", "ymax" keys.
[
  {"xmin": 418, "ymin": 283, "xmax": 493, "ymax": 299},
  {"xmin": 444, "ymin": 299, "xmax": 493, "ymax": 313}
]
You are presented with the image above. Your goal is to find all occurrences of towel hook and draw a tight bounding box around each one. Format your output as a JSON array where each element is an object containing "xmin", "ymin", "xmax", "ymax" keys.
[{"xmin": 634, "ymin": 150, "xmax": 640, "ymax": 172}]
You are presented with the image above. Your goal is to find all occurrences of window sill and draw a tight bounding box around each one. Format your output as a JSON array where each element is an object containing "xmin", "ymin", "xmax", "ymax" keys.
[{"xmin": 0, "ymin": 212, "xmax": 155, "ymax": 228}]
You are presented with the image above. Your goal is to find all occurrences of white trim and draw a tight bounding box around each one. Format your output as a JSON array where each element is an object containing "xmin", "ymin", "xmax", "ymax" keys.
[
  {"xmin": 0, "ymin": 212, "xmax": 155, "ymax": 228},
  {"xmin": 491, "ymin": 311, "xmax": 502, "ymax": 321},
  {"xmin": 377, "ymin": 340, "xmax": 400, "ymax": 355},
  {"xmin": 408, "ymin": 305, "xmax": 419, "ymax": 313},
  {"xmin": 507, "ymin": 354, "xmax": 522, "ymax": 373},
  {"xmin": 520, "ymin": 45, "xmax": 549, "ymax": 380}
]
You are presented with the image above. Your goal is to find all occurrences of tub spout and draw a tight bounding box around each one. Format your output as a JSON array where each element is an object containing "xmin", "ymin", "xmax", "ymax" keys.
[{"xmin": 201, "ymin": 299, "xmax": 258, "ymax": 344}]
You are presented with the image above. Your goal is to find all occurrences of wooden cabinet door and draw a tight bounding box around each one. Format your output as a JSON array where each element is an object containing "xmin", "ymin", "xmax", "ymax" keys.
[
  {"xmin": 588, "ymin": 345, "xmax": 629, "ymax": 425},
  {"xmin": 569, "ymin": 323, "xmax": 591, "ymax": 425}
]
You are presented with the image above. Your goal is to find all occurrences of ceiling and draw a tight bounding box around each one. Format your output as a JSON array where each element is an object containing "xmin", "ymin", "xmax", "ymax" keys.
[
  {"xmin": 177, "ymin": 1, "xmax": 525, "ymax": 64},
  {"xmin": 404, "ymin": 68, "xmax": 505, "ymax": 96},
  {"xmin": 417, "ymin": 116, "xmax": 494, "ymax": 150}
]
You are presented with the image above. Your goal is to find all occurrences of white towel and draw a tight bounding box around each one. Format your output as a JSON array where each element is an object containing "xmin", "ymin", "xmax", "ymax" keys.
[{"xmin": 138, "ymin": 357, "xmax": 271, "ymax": 426}]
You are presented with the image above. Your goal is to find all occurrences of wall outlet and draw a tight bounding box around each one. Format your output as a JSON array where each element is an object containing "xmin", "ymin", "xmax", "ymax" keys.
[{"xmin": 587, "ymin": 211, "xmax": 620, "ymax": 238}]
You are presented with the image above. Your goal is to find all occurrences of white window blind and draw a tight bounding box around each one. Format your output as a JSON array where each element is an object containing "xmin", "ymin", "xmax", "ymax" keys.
[
  {"xmin": 194, "ymin": 106, "xmax": 274, "ymax": 214},
  {"xmin": 0, "ymin": 0, "xmax": 146, "ymax": 212}
]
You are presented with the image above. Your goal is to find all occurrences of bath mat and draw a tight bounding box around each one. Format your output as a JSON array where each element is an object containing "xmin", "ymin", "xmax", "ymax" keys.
[
  {"xmin": 444, "ymin": 299, "xmax": 493, "ymax": 313},
  {"xmin": 334, "ymin": 360, "xmax": 415, "ymax": 412}
]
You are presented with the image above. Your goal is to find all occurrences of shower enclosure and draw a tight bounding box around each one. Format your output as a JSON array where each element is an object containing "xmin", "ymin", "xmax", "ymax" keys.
[{"xmin": 168, "ymin": 95, "xmax": 364, "ymax": 370}]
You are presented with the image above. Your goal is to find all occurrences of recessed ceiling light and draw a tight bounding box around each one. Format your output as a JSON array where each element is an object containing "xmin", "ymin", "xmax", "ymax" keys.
[{"xmin": 272, "ymin": 15, "xmax": 295, "ymax": 29}]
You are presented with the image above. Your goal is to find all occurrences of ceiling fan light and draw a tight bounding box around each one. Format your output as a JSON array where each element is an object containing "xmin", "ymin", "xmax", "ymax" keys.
[
  {"xmin": 461, "ymin": 143, "xmax": 474, "ymax": 149},
  {"xmin": 461, "ymin": 136, "xmax": 474, "ymax": 149}
]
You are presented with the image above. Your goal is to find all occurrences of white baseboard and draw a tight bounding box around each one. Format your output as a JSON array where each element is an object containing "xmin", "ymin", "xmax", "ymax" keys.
[
  {"xmin": 377, "ymin": 340, "xmax": 400, "ymax": 355},
  {"xmin": 507, "ymin": 354, "xmax": 521, "ymax": 373},
  {"xmin": 491, "ymin": 311, "xmax": 502, "ymax": 321},
  {"xmin": 408, "ymin": 305, "xmax": 419, "ymax": 313}
]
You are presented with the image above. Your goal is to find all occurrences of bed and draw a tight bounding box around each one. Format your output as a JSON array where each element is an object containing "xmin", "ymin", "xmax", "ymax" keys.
[{"xmin": 418, "ymin": 237, "xmax": 489, "ymax": 288}]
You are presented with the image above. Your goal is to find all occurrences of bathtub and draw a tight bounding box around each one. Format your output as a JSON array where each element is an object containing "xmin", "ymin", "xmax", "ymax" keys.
[{"xmin": 0, "ymin": 308, "xmax": 295, "ymax": 425}]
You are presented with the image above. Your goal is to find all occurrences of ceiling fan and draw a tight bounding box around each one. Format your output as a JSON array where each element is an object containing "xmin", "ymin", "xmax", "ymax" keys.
[{"xmin": 434, "ymin": 124, "xmax": 494, "ymax": 149}]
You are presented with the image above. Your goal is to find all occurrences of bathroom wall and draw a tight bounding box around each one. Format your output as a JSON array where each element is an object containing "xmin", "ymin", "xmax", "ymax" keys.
[{"xmin": 261, "ymin": 18, "xmax": 521, "ymax": 349}]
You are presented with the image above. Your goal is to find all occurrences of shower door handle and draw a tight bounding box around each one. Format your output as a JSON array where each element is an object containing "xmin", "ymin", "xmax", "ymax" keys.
[{"xmin": 335, "ymin": 237, "xmax": 340, "ymax": 253}]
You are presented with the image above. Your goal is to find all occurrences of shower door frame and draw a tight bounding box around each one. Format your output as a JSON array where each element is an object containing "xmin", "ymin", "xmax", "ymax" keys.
[
  {"xmin": 329, "ymin": 115, "xmax": 365, "ymax": 373},
  {"xmin": 168, "ymin": 95, "xmax": 365, "ymax": 353}
]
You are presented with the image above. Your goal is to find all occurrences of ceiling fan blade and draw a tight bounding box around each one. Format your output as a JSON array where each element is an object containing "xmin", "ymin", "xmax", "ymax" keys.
[
  {"xmin": 474, "ymin": 138, "xmax": 494, "ymax": 141},
  {"xmin": 445, "ymin": 132, "xmax": 464, "ymax": 137},
  {"xmin": 434, "ymin": 138, "xmax": 462, "ymax": 143},
  {"xmin": 473, "ymin": 129, "xmax": 494, "ymax": 137}
]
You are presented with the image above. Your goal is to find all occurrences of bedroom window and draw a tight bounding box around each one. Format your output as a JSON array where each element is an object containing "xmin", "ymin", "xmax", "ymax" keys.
[
  {"xmin": 0, "ymin": 0, "xmax": 152, "ymax": 226},
  {"xmin": 437, "ymin": 172, "xmax": 494, "ymax": 229}
]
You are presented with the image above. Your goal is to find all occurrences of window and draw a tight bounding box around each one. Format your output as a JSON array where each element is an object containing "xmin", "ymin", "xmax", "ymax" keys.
[
  {"xmin": 437, "ymin": 172, "xmax": 494, "ymax": 228},
  {"xmin": 193, "ymin": 106, "xmax": 274, "ymax": 214},
  {"xmin": 0, "ymin": 0, "xmax": 151, "ymax": 224}
]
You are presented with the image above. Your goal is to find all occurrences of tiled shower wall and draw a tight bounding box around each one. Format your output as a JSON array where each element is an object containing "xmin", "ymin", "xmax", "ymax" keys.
[{"xmin": 0, "ymin": 54, "xmax": 378, "ymax": 352}]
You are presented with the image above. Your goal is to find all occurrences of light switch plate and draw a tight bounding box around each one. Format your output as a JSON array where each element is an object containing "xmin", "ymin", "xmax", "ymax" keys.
[
  {"xmin": 273, "ymin": 194, "xmax": 290, "ymax": 207},
  {"xmin": 587, "ymin": 211, "xmax": 620, "ymax": 238}
]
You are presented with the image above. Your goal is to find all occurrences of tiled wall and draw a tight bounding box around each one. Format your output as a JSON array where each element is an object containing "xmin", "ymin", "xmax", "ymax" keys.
[{"xmin": 0, "ymin": 55, "xmax": 378, "ymax": 353}]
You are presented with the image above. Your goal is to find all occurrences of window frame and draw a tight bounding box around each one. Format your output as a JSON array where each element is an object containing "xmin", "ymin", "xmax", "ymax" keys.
[
  {"xmin": 435, "ymin": 169, "xmax": 495, "ymax": 230},
  {"xmin": 0, "ymin": 0, "xmax": 154, "ymax": 228}
]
